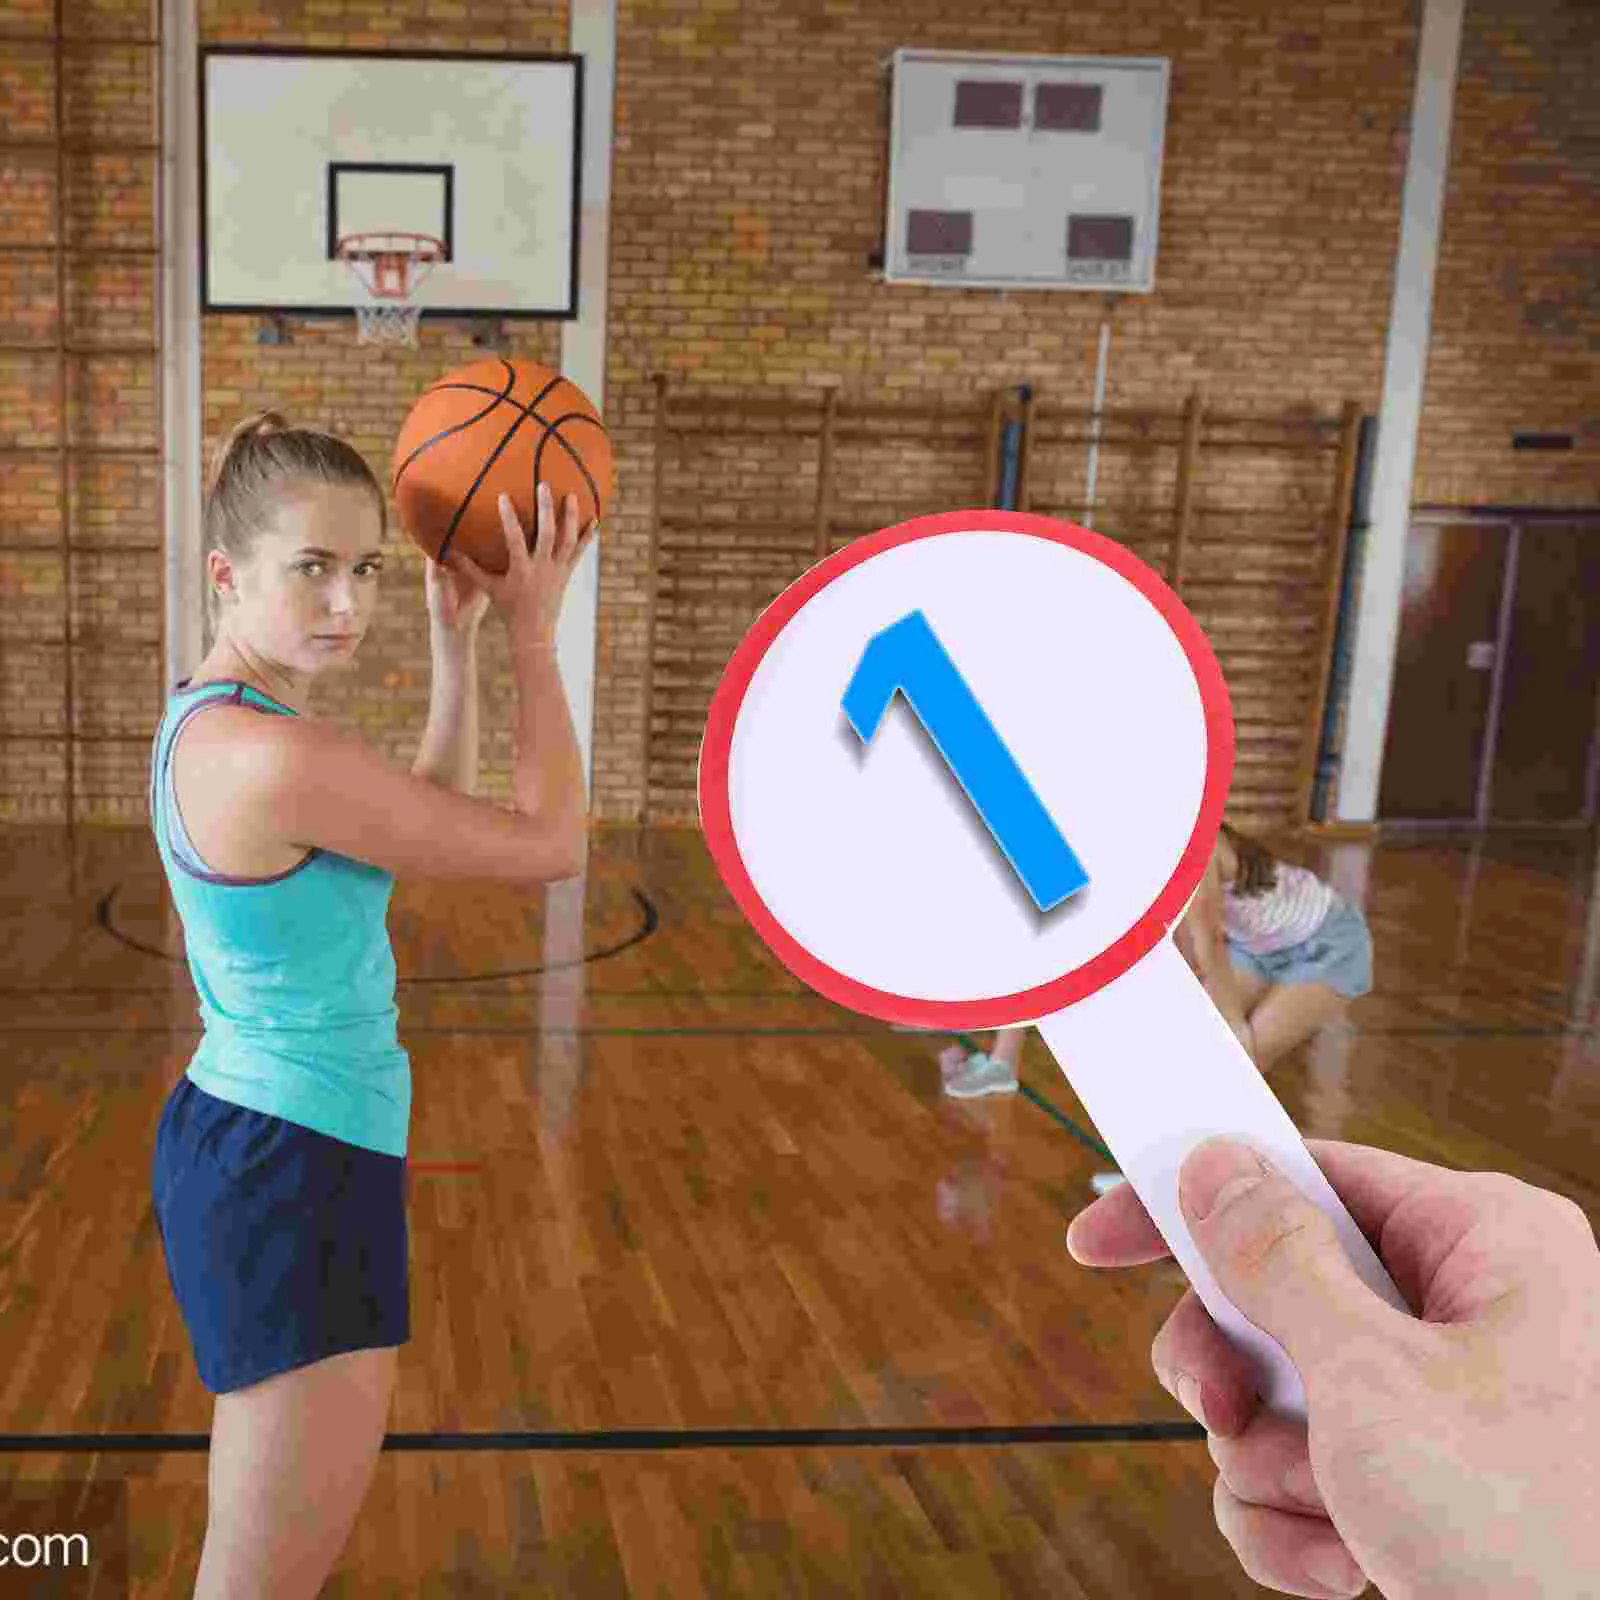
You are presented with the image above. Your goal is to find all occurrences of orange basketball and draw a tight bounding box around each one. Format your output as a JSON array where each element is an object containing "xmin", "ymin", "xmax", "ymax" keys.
[{"xmin": 391, "ymin": 357, "xmax": 613, "ymax": 576}]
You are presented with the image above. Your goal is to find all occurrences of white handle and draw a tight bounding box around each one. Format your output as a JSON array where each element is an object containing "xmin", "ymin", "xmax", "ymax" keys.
[{"xmin": 1035, "ymin": 937, "xmax": 1409, "ymax": 1419}]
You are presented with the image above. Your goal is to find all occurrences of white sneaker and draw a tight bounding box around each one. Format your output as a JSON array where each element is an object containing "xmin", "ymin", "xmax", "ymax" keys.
[{"xmin": 943, "ymin": 1053, "xmax": 1019, "ymax": 1100}]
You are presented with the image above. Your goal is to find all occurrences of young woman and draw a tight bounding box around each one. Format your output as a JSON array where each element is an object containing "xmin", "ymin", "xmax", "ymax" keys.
[
  {"xmin": 148, "ymin": 412, "xmax": 594, "ymax": 1598},
  {"xmin": 1182, "ymin": 820, "xmax": 1374, "ymax": 1072}
]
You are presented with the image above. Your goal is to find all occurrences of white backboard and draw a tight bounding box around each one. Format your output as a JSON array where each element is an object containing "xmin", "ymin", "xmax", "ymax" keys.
[{"xmin": 201, "ymin": 48, "xmax": 582, "ymax": 318}]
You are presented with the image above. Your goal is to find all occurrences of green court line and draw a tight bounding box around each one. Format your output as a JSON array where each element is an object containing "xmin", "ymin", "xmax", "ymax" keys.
[{"xmin": 1017, "ymin": 1083, "xmax": 1116, "ymax": 1164}]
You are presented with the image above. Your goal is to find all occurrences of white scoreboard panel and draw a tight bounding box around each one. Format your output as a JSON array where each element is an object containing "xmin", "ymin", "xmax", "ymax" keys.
[{"xmin": 885, "ymin": 49, "xmax": 1169, "ymax": 293}]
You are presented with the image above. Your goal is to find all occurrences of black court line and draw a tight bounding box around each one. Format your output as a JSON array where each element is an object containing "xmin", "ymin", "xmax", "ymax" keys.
[
  {"xmin": 0, "ymin": 1021, "xmax": 1593, "ymax": 1043},
  {"xmin": 0, "ymin": 980, "xmax": 1592, "ymax": 1035},
  {"xmin": 6, "ymin": 974, "xmax": 1591, "ymax": 1031},
  {"xmin": 92, "ymin": 883, "xmax": 660, "ymax": 981},
  {"xmin": 0, "ymin": 1422, "xmax": 1203, "ymax": 1455}
]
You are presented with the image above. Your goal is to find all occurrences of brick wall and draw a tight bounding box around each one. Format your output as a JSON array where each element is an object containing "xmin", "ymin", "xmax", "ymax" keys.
[
  {"xmin": 0, "ymin": 0, "xmax": 1592, "ymax": 824},
  {"xmin": 1414, "ymin": 0, "xmax": 1599, "ymax": 507},
  {"xmin": 0, "ymin": 0, "xmax": 164, "ymax": 821},
  {"xmin": 600, "ymin": 0, "xmax": 1419, "ymax": 819}
]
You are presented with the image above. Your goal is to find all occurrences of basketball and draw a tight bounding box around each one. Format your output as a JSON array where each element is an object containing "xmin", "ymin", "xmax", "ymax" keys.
[{"xmin": 391, "ymin": 357, "xmax": 613, "ymax": 575}]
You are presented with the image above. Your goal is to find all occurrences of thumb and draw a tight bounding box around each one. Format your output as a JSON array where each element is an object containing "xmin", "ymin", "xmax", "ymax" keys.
[{"xmin": 1180, "ymin": 1137, "xmax": 1402, "ymax": 1390}]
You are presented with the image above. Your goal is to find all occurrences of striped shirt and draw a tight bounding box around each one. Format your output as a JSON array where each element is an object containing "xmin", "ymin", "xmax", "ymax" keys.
[{"xmin": 1223, "ymin": 862, "xmax": 1337, "ymax": 956}]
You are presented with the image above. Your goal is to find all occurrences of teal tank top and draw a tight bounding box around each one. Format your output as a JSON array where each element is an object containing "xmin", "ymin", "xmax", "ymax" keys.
[{"xmin": 148, "ymin": 679, "xmax": 411, "ymax": 1158}]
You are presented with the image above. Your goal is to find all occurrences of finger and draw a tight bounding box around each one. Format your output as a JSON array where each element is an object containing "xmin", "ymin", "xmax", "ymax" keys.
[
  {"xmin": 502, "ymin": 491, "xmax": 535, "ymax": 563},
  {"xmin": 554, "ymin": 492, "xmax": 581, "ymax": 563},
  {"xmin": 1063, "ymin": 1138, "xmax": 1427, "ymax": 1275},
  {"xmin": 1212, "ymin": 1478, "xmax": 1369, "ymax": 1598},
  {"xmin": 1180, "ymin": 1140, "xmax": 1416, "ymax": 1385},
  {"xmin": 529, "ymin": 482, "xmax": 554, "ymax": 562},
  {"xmin": 1065, "ymin": 1183, "xmax": 1170, "ymax": 1268},
  {"xmin": 1207, "ymin": 1409, "xmax": 1326, "ymax": 1516},
  {"xmin": 567, "ymin": 517, "xmax": 599, "ymax": 563},
  {"xmin": 1150, "ymin": 1289, "xmax": 1263, "ymax": 1438}
]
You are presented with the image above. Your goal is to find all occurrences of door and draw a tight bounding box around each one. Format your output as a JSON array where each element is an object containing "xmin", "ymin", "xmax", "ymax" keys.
[
  {"xmin": 1379, "ymin": 520, "xmax": 1509, "ymax": 820},
  {"xmin": 1487, "ymin": 524, "xmax": 1600, "ymax": 823}
]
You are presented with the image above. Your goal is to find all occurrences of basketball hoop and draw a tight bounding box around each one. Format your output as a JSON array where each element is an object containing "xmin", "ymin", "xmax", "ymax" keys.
[{"xmin": 335, "ymin": 232, "xmax": 446, "ymax": 347}]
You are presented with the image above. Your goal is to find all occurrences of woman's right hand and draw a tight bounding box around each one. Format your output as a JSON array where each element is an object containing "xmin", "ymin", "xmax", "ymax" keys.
[{"xmin": 445, "ymin": 484, "xmax": 597, "ymax": 649}]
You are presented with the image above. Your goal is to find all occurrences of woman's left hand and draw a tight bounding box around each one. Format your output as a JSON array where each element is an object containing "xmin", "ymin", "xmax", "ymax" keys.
[{"xmin": 424, "ymin": 552, "xmax": 491, "ymax": 641}]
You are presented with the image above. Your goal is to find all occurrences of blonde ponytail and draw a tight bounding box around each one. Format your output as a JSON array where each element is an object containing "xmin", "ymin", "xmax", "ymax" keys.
[
  {"xmin": 206, "ymin": 409, "xmax": 289, "ymax": 498},
  {"xmin": 204, "ymin": 409, "xmax": 385, "ymax": 564}
]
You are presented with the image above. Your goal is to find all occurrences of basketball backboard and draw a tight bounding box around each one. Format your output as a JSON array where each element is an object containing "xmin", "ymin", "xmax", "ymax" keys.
[{"xmin": 201, "ymin": 48, "xmax": 582, "ymax": 320}]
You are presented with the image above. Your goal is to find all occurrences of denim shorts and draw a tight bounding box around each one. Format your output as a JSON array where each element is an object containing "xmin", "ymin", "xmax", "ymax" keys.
[
  {"xmin": 1228, "ymin": 899, "xmax": 1373, "ymax": 1000},
  {"xmin": 151, "ymin": 1075, "xmax": 409, "ymax": 1394}
]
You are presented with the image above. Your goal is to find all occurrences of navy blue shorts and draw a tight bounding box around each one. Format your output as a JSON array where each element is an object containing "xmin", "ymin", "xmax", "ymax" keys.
[{"xmin": 151, "ymin": 1075, "xmax": 409, "ymax": 1394}]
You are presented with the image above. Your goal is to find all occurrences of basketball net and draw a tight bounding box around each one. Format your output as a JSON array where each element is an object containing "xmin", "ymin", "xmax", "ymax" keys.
[{"xmin": 335, "ymin": 232, "xmax": 445, "ymax": 347}]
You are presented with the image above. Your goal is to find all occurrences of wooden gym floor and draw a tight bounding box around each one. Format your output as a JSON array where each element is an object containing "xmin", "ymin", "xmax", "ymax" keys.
[{"xmin": 0, "ymin": 822, "xmax": 1595, "ymax": 1596}]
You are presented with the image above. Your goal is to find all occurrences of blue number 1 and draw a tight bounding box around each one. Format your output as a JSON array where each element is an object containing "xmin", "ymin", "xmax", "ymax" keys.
[{"xmin": 841, "ymin": 610, "xmax": 1089, "ymax": 914}]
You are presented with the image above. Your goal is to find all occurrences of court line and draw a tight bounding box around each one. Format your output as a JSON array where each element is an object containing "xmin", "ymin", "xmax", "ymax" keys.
[
  {"xmin": 0, "ymin": 1422, "xmax": 1204, "ymax": 1455},
  {"xmin": 66, "ymin": 882, "xmax": 1598, "ymax": 1019},
  {"xmin": 1017, "ymin": 1083, "xmax": 1116, "ymax": 1163},
  {"xmin": 5, "ymin": 985, "xmax": 1587, "ymax": 1037},
  {"xmin": 91, "ymin": 882, "xmax": 662, "ymax": 980}
]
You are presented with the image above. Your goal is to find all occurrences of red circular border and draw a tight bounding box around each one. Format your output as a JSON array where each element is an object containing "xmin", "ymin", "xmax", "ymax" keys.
[{"xmin": 697, "ymin": 510, "xmax": 1234, "ymax": 1028}]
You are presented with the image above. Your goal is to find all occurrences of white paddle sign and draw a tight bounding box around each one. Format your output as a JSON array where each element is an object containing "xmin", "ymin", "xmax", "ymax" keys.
[{"xmin": 698, "ymin": 510, "xmax": 1407, "ymax": 1418}]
